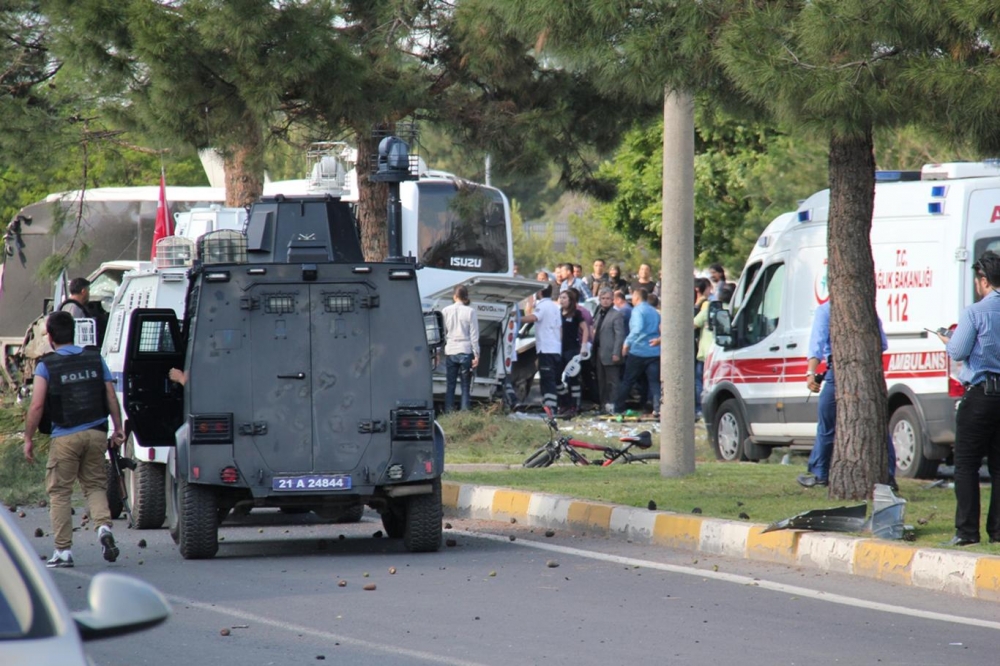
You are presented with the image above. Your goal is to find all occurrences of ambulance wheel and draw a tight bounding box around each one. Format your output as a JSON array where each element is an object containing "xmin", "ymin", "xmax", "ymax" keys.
[
  {"xmin": 712, "ymin": 399, "xmax": 749, "ymax": 462},
  {"xmin": 129, "ymin": 461, "xmax": 166, "ymax": 530},
  {"xmin": 891, "ymin": 405, "xmax": 938, "ymax": 479},
  {"xmin": 403, "ymin": 479, "xmax": 442, "ymax": 552},
  {"xmin": 178, "ymin": 477, "xmax": 219, "ymax": 560},
  {"xmin": 106, "ymin": 462, "xmax": 124, "ymax": 520}
]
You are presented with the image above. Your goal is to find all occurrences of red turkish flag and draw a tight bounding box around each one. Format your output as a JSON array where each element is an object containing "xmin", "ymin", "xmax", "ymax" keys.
[{"xmin": 150, "ymin": 169, "xmax": 172, "ymax": 259}]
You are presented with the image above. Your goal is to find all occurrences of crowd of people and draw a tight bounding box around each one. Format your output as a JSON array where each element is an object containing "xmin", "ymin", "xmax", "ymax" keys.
[{"xmin": 510, "ymin": 259, "xmax": 735, "ymax": 418}]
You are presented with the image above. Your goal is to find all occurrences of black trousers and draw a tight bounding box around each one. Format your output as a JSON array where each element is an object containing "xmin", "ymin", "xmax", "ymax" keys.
[{"xmin": 954, "ymin": 385, "xmax": 1000, "ymax": 541}]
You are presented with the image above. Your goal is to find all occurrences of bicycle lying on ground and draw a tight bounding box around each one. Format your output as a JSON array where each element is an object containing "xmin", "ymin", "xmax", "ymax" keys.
[{"xmin": 522, "ymin": 407, "xmax": 659, "ymax": 468}]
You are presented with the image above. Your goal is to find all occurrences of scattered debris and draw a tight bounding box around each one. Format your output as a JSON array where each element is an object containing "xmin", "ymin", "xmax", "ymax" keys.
[
  {"xmin": 220, "ymin": 628, "xmax": 231, "ymax": 636},
  {"xmin": 337, "ymin": 580, "xmax": 347, "ymax": 587},
  {"xmin": 509, "ymin": 535, "xmax": 516, "ymax": 542},
  {"xmin": 763, "ymin": 504, "xmax": 866, "ymax": 534},
  {"xmin": 510, "ymin": 517, "xmax": 517, "ymax": 524},
  {"xmin": 372, "ymin": 531, "xmax": 383, "ymax": 538},
  {"xmin": 363, "ymin": 583, "xmax": 376, "ymax": 591},
  {"xmin": 738, "ymin": 512, "xmax": 750, "ymax": 520},
  {"xmin": 33, "ymin": 528, "xmax": 43, "ymax": 538},
  {"xmin": 544, "ymin": 530, "xmax": 555, "ymax": 537},
  {"xmin": 692, "ymin": 508, "xmax": 702, "ymax": 514},
  {"xmin": 444, "ymin": 522, "xmax": 452, "ymax": 529},
  {"xmin": 648, "ymin": 501, "xmax": 657, "ymax": 511},
  {"xmin": 363, "ymin": 572, "xmax": 369, "ymax": 578},
  {"xmin": 389, "ymin": 567, "xmax": 397, "ymax": 575},
  {"xmin": 38, "ymin": 499, "xmax": 47, "ymax": 508},
  {"xmin": 17, "ymin": 511, "xmax": 25, "ymax": 518},
  {"xmin": 489, "ymin": 571, "xmax": 497, "ymax": 577},
  {"xmin": 137, "ymin": 539, "xmax": 147, "ymax": 548},
  {"xmin": 445, "ymin": 538, "xmax": 457, "ymax": 547},
  {"xmin": 546, "ymin": 560, "xmax": 559, "ymax": 568}
]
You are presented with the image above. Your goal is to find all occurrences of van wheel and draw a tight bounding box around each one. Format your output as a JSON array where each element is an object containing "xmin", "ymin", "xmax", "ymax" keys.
[
  {"xmin": 129, "ymin": 462, "xmax": 166, "ymax": 529},
  {"xmin": 891, "ymin": 406, "xmax": 938, "ymax": 479},
  {"xmin": 712, "ymin": 400, "xmax": 749, "ymax": 462},
  {"xmin": 106, "ymin": 462, "xmax": 124, "ymax": 520},
  {"xmin": 381, "ymin": 503, "xmax": 405, "ymax": 538},
  {"xmin": 403, "ymin": 479, "xmax": 443, "ymax": 552},
  {"xmin": 166, "ymin": 464, "xmax": 180, "ymax": 544},
  {"xmin": 178, "ymin": 477, "xmax": 219, "ymax": 560}
]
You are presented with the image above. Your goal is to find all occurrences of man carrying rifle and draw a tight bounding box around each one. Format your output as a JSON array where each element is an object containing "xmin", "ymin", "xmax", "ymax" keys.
[{"xmin": 23, "ymin": 311, "xmax": 124, "ymax": 568}]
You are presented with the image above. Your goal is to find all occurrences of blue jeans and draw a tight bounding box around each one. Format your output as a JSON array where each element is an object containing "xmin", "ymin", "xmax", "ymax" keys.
[
  {"xmin": 614, "ymin": 354, "xmax": 660, "ymax": 413},
  {"xmin": 445, "ymin": 353, "xmax": 473, "ymax": 412},
  {"xmin": 807, "ymin": 368, "xmax": 897, "ymax": 482}
]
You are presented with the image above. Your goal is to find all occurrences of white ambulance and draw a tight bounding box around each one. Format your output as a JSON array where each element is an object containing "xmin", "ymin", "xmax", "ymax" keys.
[{"xmin": 703, "ymin": 161, "xmax": 1000, "ymax": 478}]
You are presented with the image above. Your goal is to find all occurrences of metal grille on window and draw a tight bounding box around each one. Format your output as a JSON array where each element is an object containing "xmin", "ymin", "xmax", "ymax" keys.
[
  {"xmin": 264, "ymin": 294, "xmax": 296, "ymax": 314},
  {"xmin": 198, "ymin": 230, "xmax": 247, "ymax": 265},
  {"xmin": 139, "ymin": 321, "xmax": 175, "ymax": 353},
  {"xmin": 323, "ymin": 293, "xmax": 355, "ymax": 314}
]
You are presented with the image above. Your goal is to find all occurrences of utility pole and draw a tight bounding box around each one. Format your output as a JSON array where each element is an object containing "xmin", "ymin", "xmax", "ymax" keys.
[{"xmin": 660, "ymin": 88, "xmax": 696, "ymax": 477}]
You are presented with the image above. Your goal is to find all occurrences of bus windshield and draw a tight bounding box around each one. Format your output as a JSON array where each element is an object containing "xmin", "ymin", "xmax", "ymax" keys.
[{"xmin": 417, "ymin": 182, "xmax": 509, "ymax": 274}]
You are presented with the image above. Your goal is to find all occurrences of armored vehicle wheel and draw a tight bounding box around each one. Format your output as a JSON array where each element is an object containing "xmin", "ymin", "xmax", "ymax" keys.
[
  {"xmin": 381, "ymin": 504, "xmax": 404, "ymax": 538},
  {"xmin": 106, "ymin": 462, "xmax": 123, "ymax": 520},
  {"xmin": 403, "ymin": 479, "xmax": 442, "ymax": 552},
  {"xmin": 128, "ymin": 461, "xmax": 166, "ymax": 529},
  {"xmin": 177, "ymin": 477, "xmax": 219, "ymax": 560},
  {"xmin": 166, "ymin": 468, "xmax": 180, "ymax": 544}
]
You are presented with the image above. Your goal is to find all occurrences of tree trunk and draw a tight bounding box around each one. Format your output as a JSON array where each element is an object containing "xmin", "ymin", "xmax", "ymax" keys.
[
  {"xmin": 827, "ymin": 127, "xmax": 889, "ymax": 500},
  {"xmin": 354, "ymin": 130, "xmax": 389, "ymax": 262},
  {"xmin": 222, "ymin": 114, "xmax": 265, "ymax": 208}
]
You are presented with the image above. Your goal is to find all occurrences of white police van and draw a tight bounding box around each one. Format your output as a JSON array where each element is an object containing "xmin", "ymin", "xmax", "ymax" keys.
[{"xmin": 703, "ymin": 161, "xmax": 1000, "ymax": 478}]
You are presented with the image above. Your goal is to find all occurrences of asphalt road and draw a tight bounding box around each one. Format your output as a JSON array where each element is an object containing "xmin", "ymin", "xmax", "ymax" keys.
[{"xmin": 10, "ymin": 506, "xmax": 1000, "ymax": 665}]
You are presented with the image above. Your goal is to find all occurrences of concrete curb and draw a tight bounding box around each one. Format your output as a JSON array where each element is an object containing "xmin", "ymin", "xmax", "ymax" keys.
[{"xmin": 442, "ymin": 481, "xmax": 1000, "ymax": 602}]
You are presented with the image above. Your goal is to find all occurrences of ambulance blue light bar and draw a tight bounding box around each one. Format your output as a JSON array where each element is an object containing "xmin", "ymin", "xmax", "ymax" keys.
[
  {"xmin": 797, "ymin": 210, "xmax": 811, "ymax": 222},
  {"xmin": 875, "ymin": 170, "xmax": 921, "ymax": 182},
  {"xmin": 928, "ymin": 202, "xmax": 943, "ymax": 214},
  {"xmin": 931, "ymin": 185, "xmax": 946, "ymax": 197}
]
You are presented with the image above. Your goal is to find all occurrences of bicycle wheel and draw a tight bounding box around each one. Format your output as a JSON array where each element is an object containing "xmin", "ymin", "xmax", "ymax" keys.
[
  {"xmin": 626, "ymin": 452, "xmax": 660, "ymax": 464},
  {"xmin": 523, "ymin": 445, "xmax": 557, "ymax": 468}
]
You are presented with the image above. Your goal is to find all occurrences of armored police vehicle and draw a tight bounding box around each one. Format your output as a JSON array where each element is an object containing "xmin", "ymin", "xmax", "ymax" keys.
[{"xmin": 117, "ymin": 141, "xmax": 445, "ymax": 559}]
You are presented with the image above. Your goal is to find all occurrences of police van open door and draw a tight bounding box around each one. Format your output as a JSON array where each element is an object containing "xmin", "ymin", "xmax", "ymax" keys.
[
  {"xmin": 247, "ymin": 283, "xmax": 373, "ymax": 474},
  {"xmin": 122, "ymin": 309, "xmax": 185, "ymax": 447}
]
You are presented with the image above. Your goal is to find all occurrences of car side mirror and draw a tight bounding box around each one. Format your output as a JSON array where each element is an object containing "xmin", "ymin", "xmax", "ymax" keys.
[
  {"xmin": 712, "ymin": 307, "xmax": 733, "ymax": 348},
  {"xmin": 74, "ymin": 573, "xmax": 171, "ymax": 641}
]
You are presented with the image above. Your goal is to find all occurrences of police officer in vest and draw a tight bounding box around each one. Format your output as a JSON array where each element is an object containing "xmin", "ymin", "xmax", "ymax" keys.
[
  {"xmin": 939, "ymin": 251, "xmax": 1000, "ymax": 546},
  {"xmin": 23, "ymin": 311, "xmax": 124, "ymax": 568}
]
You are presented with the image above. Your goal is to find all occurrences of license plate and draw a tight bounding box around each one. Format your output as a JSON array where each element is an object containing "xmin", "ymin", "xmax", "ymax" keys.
[{"xmin": 272, "ymin": 474, "xmax": 352, "ymax": 491}]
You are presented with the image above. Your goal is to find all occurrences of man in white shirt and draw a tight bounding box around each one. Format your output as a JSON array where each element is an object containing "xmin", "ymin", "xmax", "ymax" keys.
[
  {"xmin": 521, "ymin": 284, "xmax": 562, "ymax": 412},
  {"xmin": 441, "ymin": 285, "xmax": 480, "ymax": 412}
]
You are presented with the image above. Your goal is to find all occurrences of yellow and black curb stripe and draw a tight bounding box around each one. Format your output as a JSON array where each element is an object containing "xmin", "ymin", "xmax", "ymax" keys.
[{"xmin": 442, "ymin": 481, "xmax": 1000, "ymax": 602}]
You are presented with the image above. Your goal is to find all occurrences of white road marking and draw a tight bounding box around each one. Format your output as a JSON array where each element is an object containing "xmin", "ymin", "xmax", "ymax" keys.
[
  {"xmin": 57, "ymin": 569, "xmax": 491, "ymax": 666},
  {"xmin": 459, "ymin": 531, "xmax": 1000, "ymax": 631}
]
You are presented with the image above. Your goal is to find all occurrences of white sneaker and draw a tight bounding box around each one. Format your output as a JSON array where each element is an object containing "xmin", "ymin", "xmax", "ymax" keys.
[
  {"xmin": 98, "ymin": 525, "xmax": 119, "ymax": 563},
  {"xmin": 46, "ymin": 549, "xmax": 74, "ymax": 568}
]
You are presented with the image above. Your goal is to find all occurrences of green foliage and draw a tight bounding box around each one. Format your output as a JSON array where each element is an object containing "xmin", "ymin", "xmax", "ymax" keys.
[
  {"xmin": 595, "ymin": 106, "xmax": 829, "ymax": 270},
  {"xmin": 510, "ymin": 199, "xmax": 554, "ymax": 276}
]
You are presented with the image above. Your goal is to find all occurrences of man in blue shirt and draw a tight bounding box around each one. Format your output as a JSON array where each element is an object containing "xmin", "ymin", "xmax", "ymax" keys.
[
  {"xmin": 938, "ymin": 251, "xmax": 1000, "ymax": 546},
  {"xmin": 23, "ymin": 311, "xmax": 124, "ymax": 568},
  {"xmin": 797, "ymin": 299, "xmax": 896, "ymax": 489},
  {"xmin": 613, "ymin": 289, "xmax": 661, "ymax": 414}
]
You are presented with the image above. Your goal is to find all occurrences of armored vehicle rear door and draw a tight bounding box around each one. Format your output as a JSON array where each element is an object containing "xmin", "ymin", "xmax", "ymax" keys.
[
  {"xmin": 247, "ymin": 283, "xmax": 373, "ymax": 473},
  {"xmin": 122, "ymin": 309, "xmax": 184, "ymax": 446}
]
